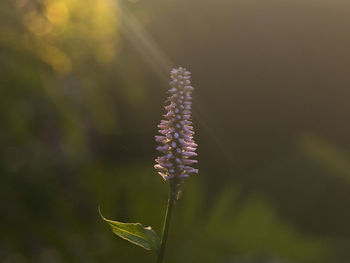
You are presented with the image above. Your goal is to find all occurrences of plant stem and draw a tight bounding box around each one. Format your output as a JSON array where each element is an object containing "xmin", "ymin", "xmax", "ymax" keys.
[{"xmin": 157, "ymin": 184, "xmax": 176, "ymax": 263}]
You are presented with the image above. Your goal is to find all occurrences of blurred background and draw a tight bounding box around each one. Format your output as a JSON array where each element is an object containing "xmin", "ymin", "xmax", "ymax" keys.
[{"xmin": 1, "ymin": 0, "xmax": 350, "ymax": 262}]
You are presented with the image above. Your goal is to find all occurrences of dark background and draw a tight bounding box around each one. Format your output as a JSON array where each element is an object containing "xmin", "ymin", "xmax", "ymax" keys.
[{"xmin": 1, "ymin": 0, "xmax": 350, "ymax": 262}]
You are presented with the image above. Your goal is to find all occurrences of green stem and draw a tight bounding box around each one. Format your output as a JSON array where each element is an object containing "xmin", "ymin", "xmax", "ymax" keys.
[{"xmin": 157, "ymin": 184, "xmax": 176, "ymax": 263}]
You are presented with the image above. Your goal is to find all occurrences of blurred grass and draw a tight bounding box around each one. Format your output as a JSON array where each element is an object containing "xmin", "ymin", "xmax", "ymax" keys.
[{"xmin": 0, "ymin": 161, "xmax": 331, "ymax": 263}]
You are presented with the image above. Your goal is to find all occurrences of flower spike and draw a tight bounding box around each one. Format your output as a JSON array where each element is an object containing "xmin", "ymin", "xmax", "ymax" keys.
[{"xmin": 155, "ymin": 67, "xmax": 198, "ymax": 181}]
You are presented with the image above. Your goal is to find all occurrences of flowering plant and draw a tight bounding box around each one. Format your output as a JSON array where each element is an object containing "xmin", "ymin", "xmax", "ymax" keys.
[{"xmin": 100, "ymin": 67, "xmax": 197, "ymax": 263}]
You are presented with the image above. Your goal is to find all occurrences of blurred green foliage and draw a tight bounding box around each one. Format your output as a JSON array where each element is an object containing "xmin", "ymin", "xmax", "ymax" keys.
[
  {"xmin": 1, "ymin": 0, "xmax": 350, "ymax": 262},
  {"xmin": 0, "ymin": 161, "xmax": 332, "ymax": 263}
]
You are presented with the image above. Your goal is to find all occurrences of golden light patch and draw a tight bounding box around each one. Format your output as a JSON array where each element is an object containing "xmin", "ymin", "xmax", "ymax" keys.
[
  {"xmin": 24, "ymin": 11, "xmax": 52, "ymax": 36},
  {"xmin": 46, "ymin": 1, "xmax": 69, "ymax": 26},
  {"xmin": 35, "ymin": 42, "xmax": 72, "ymax": 75}
]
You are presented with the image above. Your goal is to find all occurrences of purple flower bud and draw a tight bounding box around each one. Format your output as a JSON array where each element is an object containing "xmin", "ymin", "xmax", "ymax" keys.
[
  {"xmin": 183, "ymin": 159, "xmax": 198, "ymax": 164},
  {"xmin": 184, "ymin": 167, "xmax": 198, "ymax": 174},
  {"xmin": 155, "ymin": 136, "xmax": 166, "ymax": 142},
  {"xmin": 182, "ymin": 151, "xmax": 197, "ymax": 157},
  {"xmin": 182, "ymin": 134, "xmax": 192, "ymax": 140},
  {"xmin": 155, "ymin": 67, "xmax": 198, "ymax": 181},
  {"xmin": 186, "ymin": 147, "xmax": 196, "ymax": 152},
  {"xmin": 162, "ymin": 162, "xmax": 173, "ymax": 168},
  {"xmin": 156, "ymin": 144, "xmax": 169, "ymax": 152},
  {"xmin": 159, "ymin": 129, "xmax": 168, "ymax": 135}
]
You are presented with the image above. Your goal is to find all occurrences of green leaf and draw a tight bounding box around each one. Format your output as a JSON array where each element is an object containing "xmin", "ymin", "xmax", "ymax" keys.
[{"xmin": 99, "ymin": 207, "xmax": 160, "ymax": 251}]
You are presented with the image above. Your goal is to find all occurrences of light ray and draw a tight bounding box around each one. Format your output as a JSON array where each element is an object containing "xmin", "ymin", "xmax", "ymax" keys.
[
  {"xmin": 117, "ymin": 1, "xmax": 172, "ymax": 83},
  {"xmin": 116, "ymin": 0, "xmax": 237, "ymax": 165}
]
